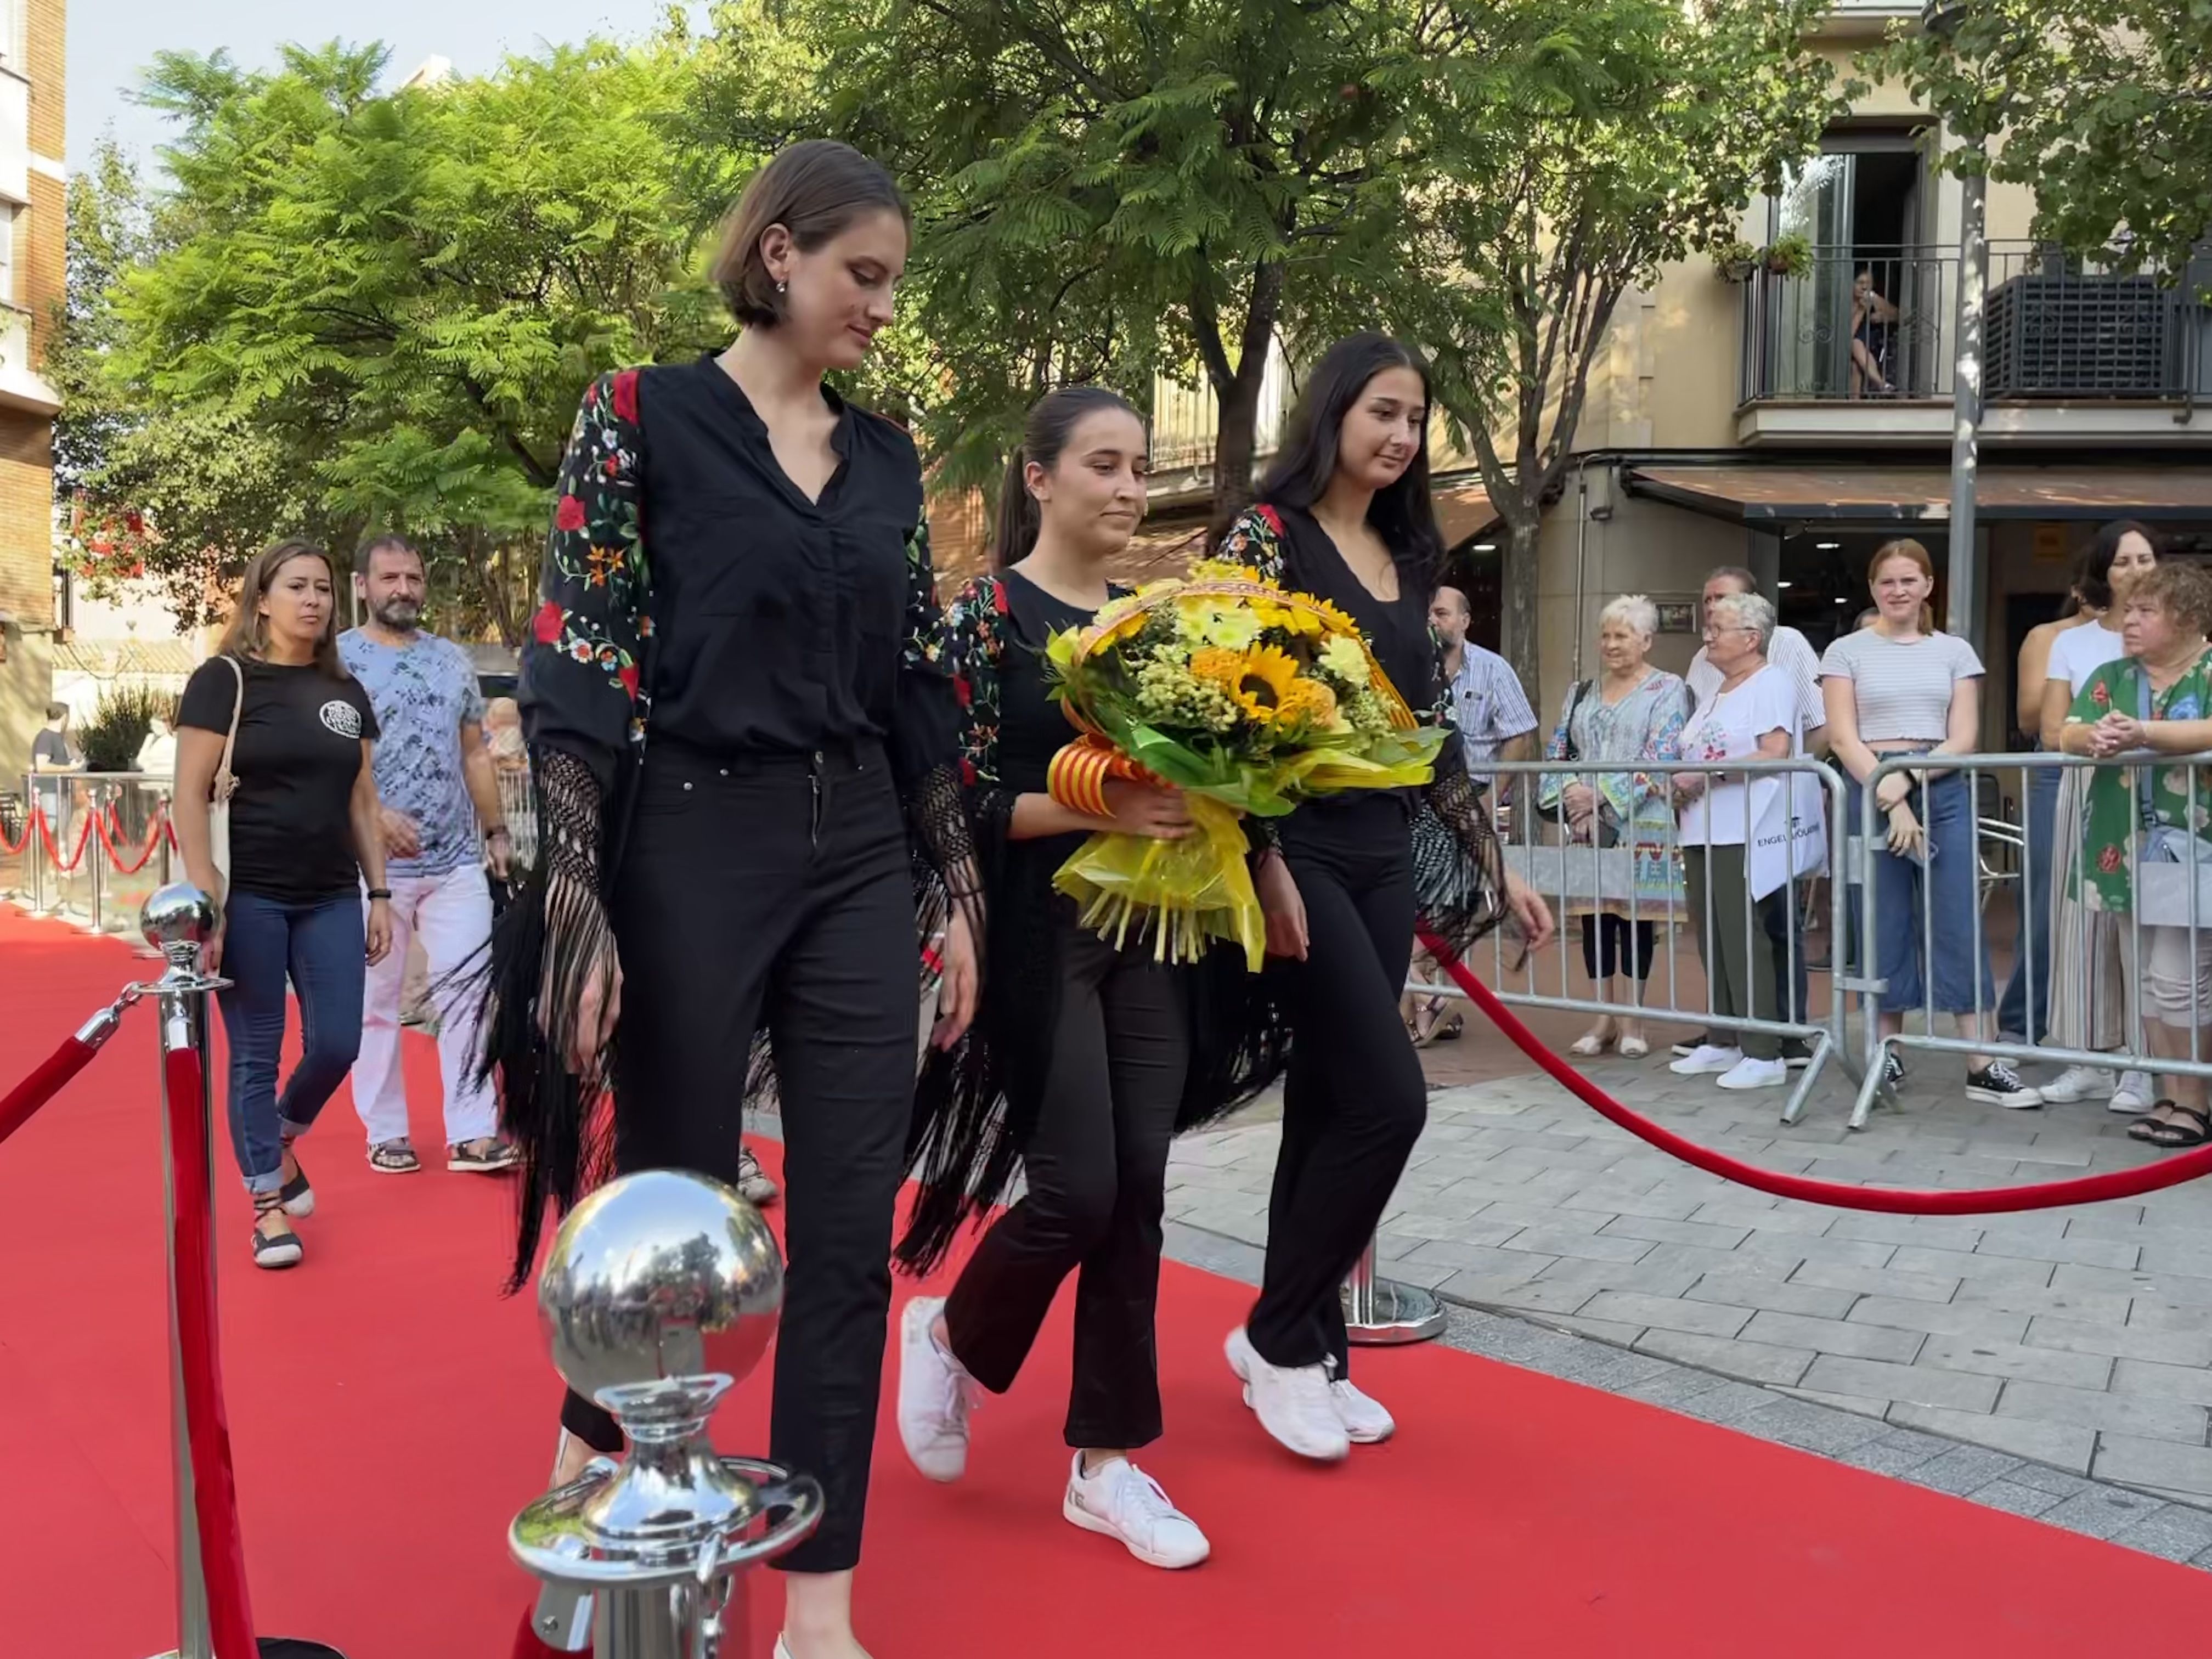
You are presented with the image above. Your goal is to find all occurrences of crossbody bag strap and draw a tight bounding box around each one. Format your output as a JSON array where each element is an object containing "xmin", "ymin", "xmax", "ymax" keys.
[{"xmin": 213, "ymin": 656, "xmax": 244, "ymax": 804}]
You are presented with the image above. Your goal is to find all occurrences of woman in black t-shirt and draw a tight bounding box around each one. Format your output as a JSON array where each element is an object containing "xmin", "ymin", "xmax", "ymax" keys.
[
  {"xmin": 1212, "ymin": 334, "xmax": 1553, "ymax": 1462},
  {"xmin": 174, "ymin": 539, "xmax": 393, "ymax": 1271}
]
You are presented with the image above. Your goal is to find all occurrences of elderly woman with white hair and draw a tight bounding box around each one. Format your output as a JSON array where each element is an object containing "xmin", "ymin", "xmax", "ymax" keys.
[
  {"xmin": 1538, "ymin": 594, "xmax": 1690, "ymax": 1057},
  {"xmin": 1670, "ymin": 591, "xmax": 1801, "ymax": 1089}
]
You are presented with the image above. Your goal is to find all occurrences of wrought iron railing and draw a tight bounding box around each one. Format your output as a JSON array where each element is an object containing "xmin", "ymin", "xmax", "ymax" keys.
[{"xmin": 1739, "ymin": 242, "xmax": 2207, "ymax": 406}]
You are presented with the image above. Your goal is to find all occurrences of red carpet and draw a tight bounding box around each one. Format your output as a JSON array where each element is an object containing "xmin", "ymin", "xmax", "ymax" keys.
[{"xmin": 3, "ymin": 904, "xmax": 2211, "ymax": 1657}]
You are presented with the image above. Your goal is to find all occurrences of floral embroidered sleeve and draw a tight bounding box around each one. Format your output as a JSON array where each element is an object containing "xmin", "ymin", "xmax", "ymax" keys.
[
  {"xmin": 1216, "ymin": 505, "xmax": 1290, "ymax": 586},
  {"xmin": 945, "ymin": 575, "xmax": 1015, "ymax": 848},
  {"xmin": 890, "ymin": 499, "xmax": 986, "ymax": 938},
  {"xmin": 522, "ymin": 370, "xmax": 647, "ymax": 795}
]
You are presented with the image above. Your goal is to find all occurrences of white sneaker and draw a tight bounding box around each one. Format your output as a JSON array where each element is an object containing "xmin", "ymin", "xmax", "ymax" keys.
[
  {"xmin": 896, "ymin": 1296, "xmax": 975, "ymax": 1482},
  {"xmin": 1224, "ymin": 1327, "xmax": 1349, "ymax": 1462},
  {"xmin": 1668, "ymin": 1043, "xmax": 1743, "ymax": 1076},
  {"xmin": 2039, "ymin": 1064, "xmax": 2114, "ymax": 1104},
  {"xmin": 1716, "ymin": 1056, "xmax": 1790, "ymax": 1091},
  {"xmin": 1062, "ymin": 1454, "xmax": 1211, "ymax": 1568},
  {"xmin": 2112, "ymin": 1070, "xmax": 2158, "ymax": 1114},
  {"xmin": 735, "ymin": 1146, "xmax": 781, "ymax": 1206},
  {"xmin": 1330, "ymin": 1378, "xmax": 1396, "ymax": 1444}
]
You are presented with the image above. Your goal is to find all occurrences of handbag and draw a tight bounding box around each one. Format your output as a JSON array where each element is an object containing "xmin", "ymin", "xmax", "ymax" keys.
[
  {"xmin": 1559, "ymin": 679, "xmax": 1621, "ymax": 848},
  {"xmin": 207, "ymin": 656, "xmax": 244, "ymax": 894}
]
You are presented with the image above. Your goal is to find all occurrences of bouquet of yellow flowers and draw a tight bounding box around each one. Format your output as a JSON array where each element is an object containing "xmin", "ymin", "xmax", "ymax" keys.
[{"xmin": 1042, "ymin": 558, "xmax": 1444, "ymax": 969}]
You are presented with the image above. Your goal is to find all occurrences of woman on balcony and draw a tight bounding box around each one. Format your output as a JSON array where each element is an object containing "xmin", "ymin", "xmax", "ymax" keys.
[
  {"xmin": 2036, "ymin": 521, "xmax": 2161, "ymax": 1113},
  {"xmin": 1536, "ymin": 595, "xmax": 1689, "ymax": 1059},
  {"xmin": 1822, "ymin": 538, "xmax": 2037, "ymax": 1105},
  {"xmin": 1850, "ymin": 268, "xmax": 1900, "ymax": 398},
  {"xmin": 2063, "ymin": 559, "xmax": 2212, "ymax": 1149}
]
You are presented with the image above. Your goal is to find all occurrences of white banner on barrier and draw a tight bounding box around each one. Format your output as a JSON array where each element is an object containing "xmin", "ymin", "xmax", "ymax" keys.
[{"xmin": 1746, "ymin": 772, "xmax": 1829, "ymax": 900}]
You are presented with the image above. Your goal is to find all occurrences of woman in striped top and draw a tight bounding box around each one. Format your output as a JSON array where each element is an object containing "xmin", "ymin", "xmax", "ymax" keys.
[{"xmin": 1820, "ymin": 539, "xmax": 2039, "ymax": 1107}]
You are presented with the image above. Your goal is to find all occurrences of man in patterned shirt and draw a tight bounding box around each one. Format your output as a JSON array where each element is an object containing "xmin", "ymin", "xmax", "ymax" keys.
[
  {"xmin": 1680, "ymin": 565, "xmax": 1828, "ymax": 1064},
  {"xmin": 338, "ymin": 535, "xmax": 518, "ymax": 1175}
]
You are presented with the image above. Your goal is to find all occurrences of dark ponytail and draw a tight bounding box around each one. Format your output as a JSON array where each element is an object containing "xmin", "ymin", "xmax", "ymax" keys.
[{"xmin": 990, "ymin": 385, "xmax": 1141, "ymax": 568}]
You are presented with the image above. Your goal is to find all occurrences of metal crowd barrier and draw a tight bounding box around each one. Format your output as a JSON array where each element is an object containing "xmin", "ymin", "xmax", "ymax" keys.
[
  {"xmin": 1407, "ymin": 755, "xmax": 1854, "ymax": 1124},
  {"xmin": 4, "ymin": 771, "xmax": 176, "ymax": 935},
  {"xmin": 1851, "ymin": 748, "xmax": 2212, "ymax": 1130}
]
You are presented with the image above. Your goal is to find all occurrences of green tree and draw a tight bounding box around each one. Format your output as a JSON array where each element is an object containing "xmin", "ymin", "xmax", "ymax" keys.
[
  {"xmin": 103, "ymin": 37, "xmax": 724, "ymax": 640},
  {"xmin": 1881, "ymin": 0, "xmax": 2210, "ymax": 283},
  {"xmin": 1377, "ymin": 0, "xmax": 1846, "ymax": 689},
  {"xmin": 695, "ymin": 0, "xmax": 1505, "ymax": 510}
]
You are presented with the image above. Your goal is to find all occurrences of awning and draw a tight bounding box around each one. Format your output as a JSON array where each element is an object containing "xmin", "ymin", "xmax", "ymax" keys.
[
  {"xmin": 1623, "ymin": 464, "xmax": 2212, "ymax": 527},
  {"xmin": 1433, "ymin": 477, "xmax": 1498, "ymax": 546}
]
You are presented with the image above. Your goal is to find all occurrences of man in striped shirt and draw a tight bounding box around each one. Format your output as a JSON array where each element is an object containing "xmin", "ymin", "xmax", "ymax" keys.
[{"xmin": 1680, "ymin": 566, "xmax": 1827, "ymax": 1063}]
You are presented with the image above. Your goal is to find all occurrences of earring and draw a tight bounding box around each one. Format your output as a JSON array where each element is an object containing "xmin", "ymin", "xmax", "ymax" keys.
[{"xmin": 776, "ymin": 279, "xmax": 788, "ymax": 295}]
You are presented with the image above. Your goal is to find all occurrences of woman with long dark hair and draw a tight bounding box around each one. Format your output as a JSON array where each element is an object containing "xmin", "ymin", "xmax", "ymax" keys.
[
  {"xmin": 1212, "ymin": 332, "xmax": 1554, "ymax": 1460},
  {"xmin": 893, "ymin": 386, "xmax": 1282, "ymax": 1567},
  {"xmin": 172, "ymin": 539, "xmax": 393, "ymax": 1268},
  {"xmin": 487, "ymin": 141, "xmax": 982, "ymax": 1659}
]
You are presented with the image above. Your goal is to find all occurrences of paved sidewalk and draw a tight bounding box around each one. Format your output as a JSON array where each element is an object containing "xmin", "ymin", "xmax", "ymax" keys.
[{"xmin": 1164, "ymin": 1039, "xmax": 2212, "ymax": 1508}]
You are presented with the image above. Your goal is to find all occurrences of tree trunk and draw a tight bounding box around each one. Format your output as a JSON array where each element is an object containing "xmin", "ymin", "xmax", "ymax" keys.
[
  {"xmin": 1211, "ymin": 371, "xmax": 1262, "ymax": 525},
  {"xmin": 1502, "ymin": 506, "xmax": 1543, "ymax": 704}
]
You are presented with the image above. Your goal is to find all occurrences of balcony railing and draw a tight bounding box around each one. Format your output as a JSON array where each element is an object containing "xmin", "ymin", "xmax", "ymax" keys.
[{"xmin": 1739, "ymin": 242, "xmax": 2207, "ymax": 407}]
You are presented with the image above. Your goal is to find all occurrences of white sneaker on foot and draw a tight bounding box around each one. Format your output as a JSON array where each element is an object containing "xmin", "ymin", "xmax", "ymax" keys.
[
  {"xmin": 1330, "ymin": 1377, "xmax": 1396, "ymax": 1443},
  {"xmin": 1715, "ymin": 1056, "xmax": 1789, "ymax": 1091},
  {"xmin": 2112, "ymin": 1070, "xmax": 2158, "ymax": 1114},
  {"xmin": 1224, "ymin": 1327, "xmax": 1350, "ymax": 1461},
  {"xmin": 1668, "ymin": 1043, "xmax": 1743, "ymax": 1076},
  {"xmin": 2039, "ymin": 1064, "xmax": 2114, "ymax": 1104},
  {"xmin": 1062, "ymin": 1454, "xmax": 1211, "ymax": 1568},
  {"xmin": 896, "ymin": 1296, "xmax": 975, "ymax": 1482}
]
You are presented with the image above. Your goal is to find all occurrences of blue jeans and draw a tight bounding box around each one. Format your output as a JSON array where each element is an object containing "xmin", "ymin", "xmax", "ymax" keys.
[
  {"xmin": 1995, "ymin": 762, "xmax": 2059, "ymax": 1043},
  {"xmin": 217, "ymin": 890, "xmax": 366, "ymax": 1194},
  {"xmin": 1850, "ymin": 769, "xmax": 1997, "ymax": 1015}
]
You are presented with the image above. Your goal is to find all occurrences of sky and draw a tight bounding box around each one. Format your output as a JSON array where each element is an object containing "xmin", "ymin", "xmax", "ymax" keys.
[{"xmin": 69, "ymin": 0, "xmax": 691, "ymax": 170}]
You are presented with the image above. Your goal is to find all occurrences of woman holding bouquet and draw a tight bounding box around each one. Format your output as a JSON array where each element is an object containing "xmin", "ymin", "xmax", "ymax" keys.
[
  {"xmin": 1214, "ymin": 332, "xmax": 1554, "ymax": 1462},
  {"xmin": 895, "ymin": 386, "xmax": 1285, "ymax": 1568},
  {"xmin": 488, "ymin": 142, "xmax": 983, "ymax": 1659}
]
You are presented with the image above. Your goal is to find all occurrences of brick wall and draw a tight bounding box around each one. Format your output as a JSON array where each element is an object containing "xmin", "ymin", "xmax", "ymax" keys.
[{"xmin": 26, "ymin": 0, "xmax": 62, "ymax": 160}]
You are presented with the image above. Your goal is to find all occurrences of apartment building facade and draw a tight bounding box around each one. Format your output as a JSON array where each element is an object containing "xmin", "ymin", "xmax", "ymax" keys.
[
  {"xmin": 1504, "ymin": 1, "xmax": 2212, "ymax": 742},
  {"xmin": 0, "ymin": 0, "xmax": 63, "ymax": 777}
]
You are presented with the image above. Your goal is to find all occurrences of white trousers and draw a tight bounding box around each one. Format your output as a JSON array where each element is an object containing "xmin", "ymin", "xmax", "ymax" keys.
[{"xmin": 351, "ymin": 863, "xmax": 498, "ymax": 1147}]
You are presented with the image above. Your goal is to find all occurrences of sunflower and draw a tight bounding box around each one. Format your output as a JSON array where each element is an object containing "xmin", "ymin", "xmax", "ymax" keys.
[
  {"xmin": 1229, "ymin": 644, "xmax": 1303, "ymax": 721},
  {"xmin": 1276, "ymin": 676, "xmax": 1339, "ymax": 727}
]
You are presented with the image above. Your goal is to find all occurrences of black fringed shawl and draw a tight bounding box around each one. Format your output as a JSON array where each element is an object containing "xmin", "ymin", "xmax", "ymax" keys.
[
  {"xmin": 477, "ymin": 365, "xmax": 983, "ymax": 1293},
  {"xmin": 895, "ymin": 573, "xmax": 1292, "ymax": 1274}
]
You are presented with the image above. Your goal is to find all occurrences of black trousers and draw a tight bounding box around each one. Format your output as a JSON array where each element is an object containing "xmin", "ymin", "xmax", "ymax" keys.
[
  {"xmin": 944, "ymin": 922, "xmax": 1190, "ymax": 1448},
  {"xmin": 1580, "ymin": 913, "xmax": 1657, "ymax": 983},
  {"xmin": 1249, "ymin": 804, "xmax": 1426, "ymax": 1378},
  {"xmin": 558, "ymin": 740, "xmax": 915, "ymax": 1576}
]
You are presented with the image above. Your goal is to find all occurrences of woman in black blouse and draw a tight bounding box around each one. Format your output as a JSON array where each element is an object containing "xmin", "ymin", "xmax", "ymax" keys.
[
  {"xmin": 489, "ymin": 142, "xmax": 981, "ymax": 1659},
  {"xmin": 172, "ymin": 539, "xmax": 393, "ymax": 1269},
  {"xmin": 1215, "ymin": 333, "xmax": 1553, "ymax": 1463},
  {"xmin": 890, "ymin": 387, "xmax": 1282, "ymax": 1571}
]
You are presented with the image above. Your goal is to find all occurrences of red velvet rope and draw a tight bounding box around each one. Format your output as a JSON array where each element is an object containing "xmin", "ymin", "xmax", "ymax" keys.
[
  {"xmin": 33, "ymin": 807, "xmax": 95, "ymax": 876},
  {"xmin": 0, "ymin": 1034, "xmax": 98, "ymax": 1150},
  {"xmin": 93, "ymin": 804, "xmax": 168, "ymax": 876},
  {"xmin": 160, "ymin": 1042, "xmax": 261, "ymax": 1659},
  {"xmin": 0, "ymin": 805, "xmax": 28, "ymax": 855},
  {"xmin": 1417, "ymin": 929, "xmax": 2212, "ymax": 1214}
]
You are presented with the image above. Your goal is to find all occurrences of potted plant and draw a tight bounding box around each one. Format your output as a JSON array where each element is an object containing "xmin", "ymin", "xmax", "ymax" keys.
[
  {"xmin": 1763, "ymin": 233, "xmax": 1814, "ymax": 279},
  {"xmin": 1711, "ymin": 240, "xmax": 1759, "ymax": 283}
]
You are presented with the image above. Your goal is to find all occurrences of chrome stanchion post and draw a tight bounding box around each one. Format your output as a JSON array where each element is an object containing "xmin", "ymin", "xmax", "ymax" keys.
[
  {"xmin": 144, "ymin": 883, "xmax": 222, "ymax": 1659},
  {"xmin": 1342, "ymin": 1234, "xmax": 1445, "ymax": 1346},
  {"xmin": 513, "ymin": 1171, "xmax": 823, "ymax": 1658},
  {"xmin": 140, "ymin": 883, "xmax": 345, "ymax": 1659}
]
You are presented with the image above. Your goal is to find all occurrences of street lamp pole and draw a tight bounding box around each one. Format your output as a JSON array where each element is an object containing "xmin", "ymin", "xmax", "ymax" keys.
[{"xmin": 1926, "ymin": 0, "xmax": 1986, "ymax": 650}]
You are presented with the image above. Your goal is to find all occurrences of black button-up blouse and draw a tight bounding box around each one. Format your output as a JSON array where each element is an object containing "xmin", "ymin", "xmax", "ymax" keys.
[{"xmin": 520, "ymin": 354, "xmax": 957, "ymax": 794}]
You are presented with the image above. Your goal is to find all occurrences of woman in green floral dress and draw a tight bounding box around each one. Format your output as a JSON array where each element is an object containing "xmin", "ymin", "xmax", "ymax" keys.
[{"xmin": 2063, "ymin": 561, "xmax": 2212, "ymax": 1148}]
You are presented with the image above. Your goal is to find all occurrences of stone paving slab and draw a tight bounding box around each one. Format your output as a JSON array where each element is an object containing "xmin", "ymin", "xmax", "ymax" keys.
[{"xmin": 1164, "ymin": 1035, "xmax": 2212, "ymax": 1506}]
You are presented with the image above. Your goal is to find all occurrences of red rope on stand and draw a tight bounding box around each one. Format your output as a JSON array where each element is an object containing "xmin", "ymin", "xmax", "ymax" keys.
[
  {"xmin": 161, "ymin": 1042, "xmax": 261, "ymax": 1659},
  {"xmin": 94, "ymin": 804, "xmax": 167, "ymax": 876},
  {"xmin": 35, "ymin": 806, "xmax": 94, "ymax": 876},
  {"xmin": 0, "ymin": 1034, "xmax": 99, "ymax": 1149},
  {"xmin": 1418, "ymin": 929, "xmax": 2212, "ymax": 1215},
  {"xmin": 0, "ymin": 805, "xmax": 29, "ymax": 856}
]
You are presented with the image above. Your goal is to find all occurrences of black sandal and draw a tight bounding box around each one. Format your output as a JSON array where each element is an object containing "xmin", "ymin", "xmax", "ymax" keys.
[
  {"xmin": 2140, "ymin": 1104, "xmax": 2212, "ymax": 1149},
  {"xmin": 251, "ymin": 1193, "xmax": 303, "ymax": 1269},
  {"xmin": 2129, "ymin": 1102, "xmax": 2181, "ymax": 1143}
]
